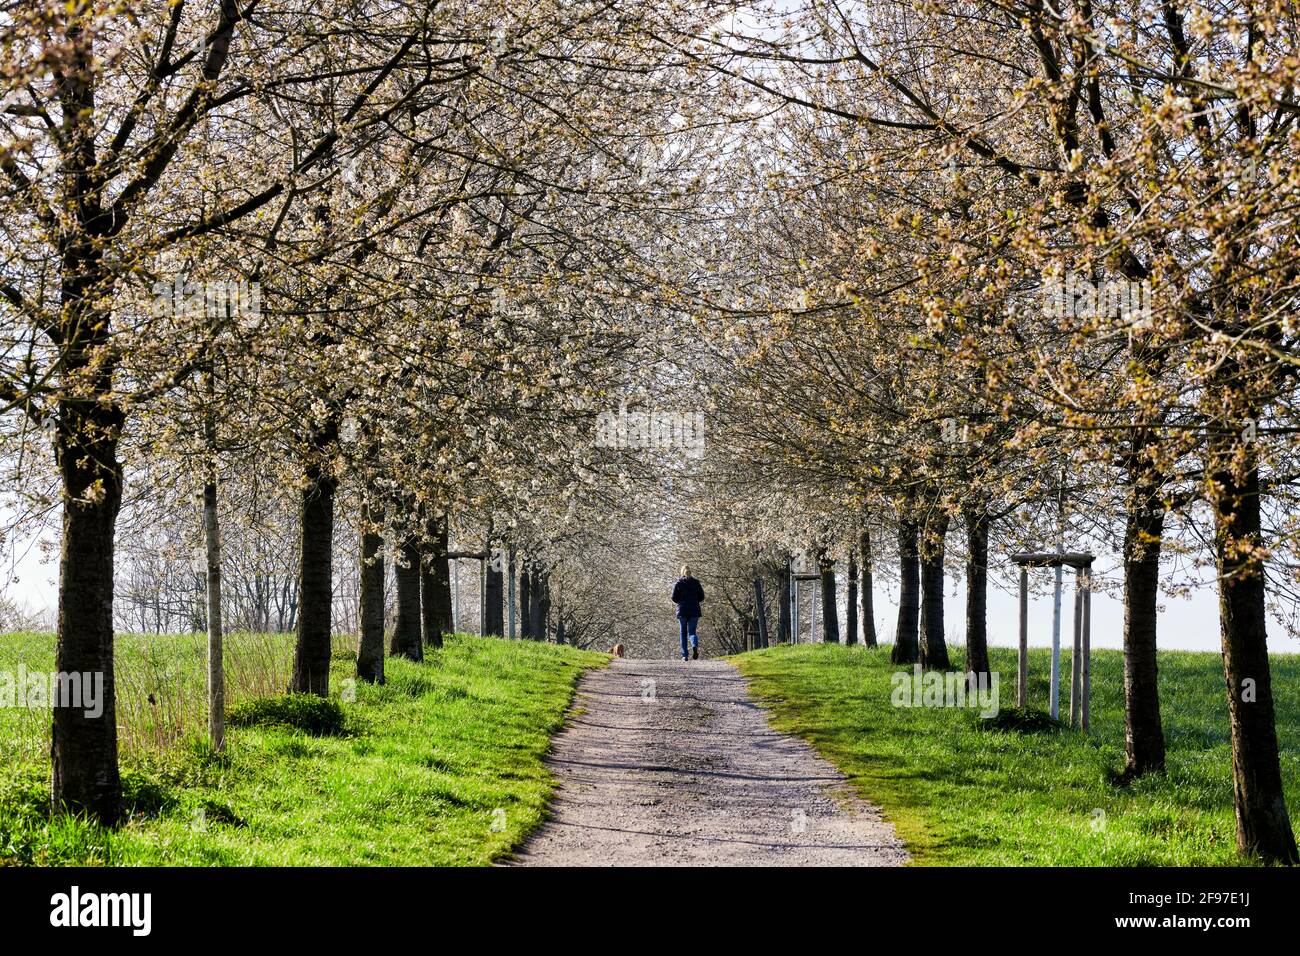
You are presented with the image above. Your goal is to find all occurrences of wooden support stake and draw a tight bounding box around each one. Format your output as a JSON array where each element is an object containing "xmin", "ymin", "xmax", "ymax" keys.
[
  {"xmin": 754, "ymin": 579, "xmax": 769, "ymax": 649},
  {"xmin": 1049, "ymin": 563, "xmax": 1062, "ymax": 720},
  {"xmin": 1070, "ymin": 567, "xmax": 1083, "ymax": 729},
  {"xmin": 1018, "ymin": 567, "xmax": 1028, "ymax": 707},
  {"xmin": 1081, "ymin": 568, "xmax": 1092, "ymax": 731}
]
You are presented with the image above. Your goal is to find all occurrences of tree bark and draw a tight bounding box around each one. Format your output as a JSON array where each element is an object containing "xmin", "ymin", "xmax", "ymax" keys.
[
  {"xmin": 390, "ymin": 531, "xmax": 423, "ymax": 661},
  {"xmin": 891, "ymin": 517, "xmax": 921, "ymax": 664},
  {"xmin": 484, "ymin": 540, "xmax": 504, "ymax": 636},
  {"xmin": 203, "ymin": 367, "xmax": 225, "ymax": 751},
  {"xmin": 963, "ymin": 507, "xmax": 990, "ymax": 682},
  {"xmin": 859, "ymin": 526, "xmax": 878, "ymax": 647},
  {"xmin": 818, "ymin": 551, "xmax": 840, "ymax": 642},
  {"xmin": 1209, "ymin": 434, "xmax": 1298, "ymax": 862},
  {"xmin": 536, "ymin": 568, "xmax": 551, "ymax": 642},
  {"xmin": 421, "ymin": 512, "xmax": 451, "ymax": 648},
  {"xmin": 778, "ymin": 556, "xmax": 792, "ymax": 643},
  {"xmin": 357, "ymin": 500, "xmax": 385, "ymax": 684},
  {"xmin": 1120, "ymin": 469, "xmax": 1166, "ymax": 779},
  {"xmin": 48, "ymin": 21, "xmax": 123, "ymax": 826},
  {"xmin": 203, "ymin": 464, "xmax": 225, "ymax": 750},
  {"xmin": 846, "ymin": 548, "xmax": 859, "ymax": 646},
  {"xmin": 918, "ymin": 512, "xmax": 950, "ymax": 670},
  {"xmin": 507, "ymin": 545, "xmax": 518, "ymax": 638},
  {"xmin": 289, "ymin": 428, "xmax": 338, "ymax": 695},
  {"xmin": 51, "ymin": 393, "xmax": 124, "ymax": 824},
  {"xmin": 520, "ymin": 560, "xmax": 534, "ymax": 639}
]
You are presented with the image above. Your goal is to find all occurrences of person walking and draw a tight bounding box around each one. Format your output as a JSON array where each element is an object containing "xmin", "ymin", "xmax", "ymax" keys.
[{"xmin": 671, "ymin": 564, "xmax": 705, "ymax": 661}]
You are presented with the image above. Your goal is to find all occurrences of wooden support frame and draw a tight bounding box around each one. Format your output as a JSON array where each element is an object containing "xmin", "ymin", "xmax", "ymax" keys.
[
  {"xmin": 1012, "ymin": 551, "xmax": 1094, "ymax": 729},
  {"xmin": 1018, "ymin": 567, "xmax": 1028, "ymax": 707},
  {"xmin": 789, "ymin": 570, "xmax": 821, "ymax": 644},
  {"xmin": 1081, "ymin": 569, "xmax": 1092, "ymax": 731},
  {"xmin": 1070, "ymin": 567, "xmax": 1083, "ymax": 727}
]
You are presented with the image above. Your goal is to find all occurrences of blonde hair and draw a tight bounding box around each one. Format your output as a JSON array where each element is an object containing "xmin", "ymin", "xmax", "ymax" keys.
[{"xmin": 681, "ymin": 564, "xmax": 691, "ymax": 577}]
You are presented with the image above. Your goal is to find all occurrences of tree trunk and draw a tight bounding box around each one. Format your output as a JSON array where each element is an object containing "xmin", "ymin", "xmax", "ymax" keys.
[
  {"xmin": 963, "ymin": 507, "xmax": 990, "ymax": 682},
  {"xmin": 51, "ymin": 394, "xmax": 124, "ymax": 824},
  {"xmin": 484, "ymin": 541, "xmax": 504, "ymax": 636},
  {"xmin": 289, "ymin": 434, "xmax": 338, "ymax": 696},
  {"xmin": 918, "ymin": 512, "xmax": 950, "ymax": 670},
  {"xmin": 537, "ymin": 569, "xmax": 551, "ymax": 642},
  {"xmin": 204, "ymin": 466, "xmax": 225, "ymax": 750},
  {"xmin": 778, "ymin": 556, "xmax": 792, "ymax": 643},
  {"xmin": 357, "ymin": 500, "xmax": 386, "ymax": 684},
  {"xmin": 202, "ymin": 366, "xmax": 225, "ymax": 751},
  {"xmin": 507, "ymin": 545, "xmax": 518, "ymax": 638},
  {"xmin": 1209, "ymin": 435, "xmax": 1298, "ymax": 862},
  {"xmin": 421, "ymin": 512, "xmax": 450, "ymax": 648},
  {"xmin": 859, "ymin": 526, "xmax": 878, "ymax": 646},
  {"xmin": 520, "ymin": 560, "xmax": 534, "ymax": 639},
  {"xmin": 1120, "ymin": 472, "xmax": 1166, "ymax": 779},
  {"xmin": 754, "ymin": 579, "xmax": 770, "ymax": 648},
  {"xmin": 819, "ymin": 551, "xmax": 840, "ymax": 643},
  {"xmin": 390, "ymin": 531, "xmax": 423, "ymax": 661},
  {"xmin": 846, "ymin": 548, "xmax": 859, "ymax": 646},
  {"xmin": 891, "ymin": 517, "xmax": 920, "ymax": 664},
  {"xmin": 49, "ymin": 23, "xmax": 123, "ymax": 827}
]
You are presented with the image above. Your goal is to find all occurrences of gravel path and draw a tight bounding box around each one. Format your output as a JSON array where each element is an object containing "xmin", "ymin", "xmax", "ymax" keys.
[{"xmin": 510, "ymin": 658, "xmax": 909, "ymax": 866}]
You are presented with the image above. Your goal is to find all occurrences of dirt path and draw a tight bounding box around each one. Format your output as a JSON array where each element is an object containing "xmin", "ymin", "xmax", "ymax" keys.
[{"xmin": 510, "ymin": 658, "xmax": 909, "ymax": 866}]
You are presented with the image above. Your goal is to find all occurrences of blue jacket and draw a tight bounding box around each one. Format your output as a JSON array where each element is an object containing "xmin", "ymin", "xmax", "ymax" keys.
[{"xmin": 671, "ymin": 576, "xmax": 705, "ymax": 620}]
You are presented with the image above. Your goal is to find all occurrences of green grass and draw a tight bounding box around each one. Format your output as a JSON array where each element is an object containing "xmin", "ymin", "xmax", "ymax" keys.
[
  {"xmin": 0, "ymin": 632, "xmax": 604, "ymax": 865},
  {"xmin": 734, "ymin": 642, "xmax": 1300, "ymax": 866}
]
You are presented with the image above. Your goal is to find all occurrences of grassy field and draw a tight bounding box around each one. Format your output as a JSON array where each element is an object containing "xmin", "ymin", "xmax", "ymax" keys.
[
  {"xmin": 734, "ymin": 642, "xmax": 1300, "ymax": 866},
  {"xmin": 0, "ymin": 632, "xmax": 604, "ymax": 865}
]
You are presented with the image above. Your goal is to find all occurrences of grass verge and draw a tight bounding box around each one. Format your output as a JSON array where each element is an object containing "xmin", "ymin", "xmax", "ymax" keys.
[
  {"xmin": 0, "ymin": 633, "xmax": 604, "ymax": 865},
  {"xmin": 733, "ymin": 642, "xmax": 1300, "ymax": 865}
]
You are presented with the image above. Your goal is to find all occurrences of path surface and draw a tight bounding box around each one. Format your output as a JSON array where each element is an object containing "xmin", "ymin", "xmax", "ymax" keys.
[{"xmin": 510, "ymin": 659, "xmax": 908, "ymax": 866}]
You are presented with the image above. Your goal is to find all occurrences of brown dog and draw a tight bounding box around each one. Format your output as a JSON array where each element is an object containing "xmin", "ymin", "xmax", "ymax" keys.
[{"xmin": 609, "ymin": 643, "xmax": 625, "ymax": 658}]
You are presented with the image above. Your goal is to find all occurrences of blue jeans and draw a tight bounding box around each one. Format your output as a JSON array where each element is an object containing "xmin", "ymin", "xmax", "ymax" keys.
[{"xmin": 679, "ymin": 616, "xmax": 699, "ymax": 659}]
